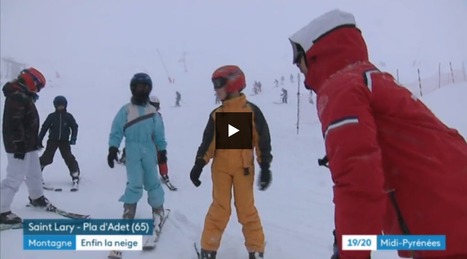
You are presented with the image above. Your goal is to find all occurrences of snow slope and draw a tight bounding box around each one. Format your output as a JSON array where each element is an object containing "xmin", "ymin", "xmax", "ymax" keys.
[{"xmin": 1, "ymin": 1, "xmax": 466, "ymax": 258}]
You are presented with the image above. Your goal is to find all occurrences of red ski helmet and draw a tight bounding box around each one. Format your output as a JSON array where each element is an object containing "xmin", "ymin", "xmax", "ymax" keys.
[
  {"xmin": 18, "ymin": 67, "xmax": 46, "ymax": 92},
  {"xmin": 211, "ymin": 65, "xmax": 246, "ymax": 94}
]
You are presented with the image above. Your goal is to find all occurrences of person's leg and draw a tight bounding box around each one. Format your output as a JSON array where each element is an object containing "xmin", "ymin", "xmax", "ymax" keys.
[
  {"xmin": 232, "ymin": 166, "xmax": 265, "ymax": 255},
  {"xmin": 39, "ymin": 140, "xmax": 59, "ymax": 171},
  {"xmin": 58, "ymin": 142, "xmax": 80, "ymax": 181},
  {"xmin": 119, "ymin": 147, "xmax": 144, "ymax": 205},
  {"xmin": 24, "ymin": 151, "xmax": 45, "ymax": 200},
  {"xmin": 201, "ymin": 168, "xmax": 233, "ymax": 253},
  {"xmin": 0, "ymin": 154, "xmax": 29, "ymax": 213},
  {"xmin": 142, "ymin": 150, "xmax": 164, "ymax": 210}
]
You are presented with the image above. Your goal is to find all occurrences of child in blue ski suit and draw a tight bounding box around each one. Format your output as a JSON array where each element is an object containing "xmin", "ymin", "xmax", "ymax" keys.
[{"xmin": 107, "ymin": 73, "xmax": 167, "ymax": 227}]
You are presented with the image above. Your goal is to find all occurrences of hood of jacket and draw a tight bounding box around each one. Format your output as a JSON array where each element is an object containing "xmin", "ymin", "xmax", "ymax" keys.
[
  {"xmin": 3, "ymin": 80, "xmax": 39, "ymax": 101},
  {"xmin": 2, "ymin": 81, "xmax": 22, "ymax": 97}
]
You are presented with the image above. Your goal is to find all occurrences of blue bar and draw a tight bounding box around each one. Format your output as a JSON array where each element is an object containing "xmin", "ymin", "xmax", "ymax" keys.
[
  {"xmin": 23, "ymin": 219, "xmax": 153, "ymax": 235},
  {"xmin": 23, "ymin": 235, "xmax": 76, "ymax": 250},
  {"xmin": 377, "ymin": 235, "xmax": 446, "ymax": 250}
]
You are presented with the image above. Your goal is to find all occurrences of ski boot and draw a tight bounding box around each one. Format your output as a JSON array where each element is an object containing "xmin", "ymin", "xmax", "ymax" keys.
[
  {"xmin": 249, "ymin": 252, "xmax": 264, "ymax": 258},
  {"xmin": 0, "ymin": 211, "xmax": 22, "ymax": 224},
  {"xmin": 71, "ymin": 172, "xmax": 80, "ymax": 183},
  {"xmin": 123, "ymin": 203, "xmax": 137, "ymax": 219},
  {"xmin": 152, "ymin": 206, "xmax": 165, "ymax": 235},
  {"xmin": 199, "ymin": 249, "xmax": 217, "ymax": 259},
  {"xmin": 71, "ymin": 172, "xmax": 80, "ymax": 191},
  {"xmin": 108, "ymin": 250, "xmax": 122, "ymax": 259},
  {"xmin": 109, "ymin": 204, "xmax": 136, "ymax": 259},
  {"xmin": 29, "ymin": 196, "xmax": 54, "ymax": 211}
]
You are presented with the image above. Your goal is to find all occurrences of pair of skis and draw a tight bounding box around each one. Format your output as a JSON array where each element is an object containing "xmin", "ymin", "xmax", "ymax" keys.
[
  {"xmin": 0, "ymin": 203, "xmax": 90, "ymax": 232},
  {"xmin": 43, "ymin": 180, "xmax": 79, "ymax": 192},
  {"xmin": 107, "ymin": 209, "xmax": 171, "ymax": 259}
]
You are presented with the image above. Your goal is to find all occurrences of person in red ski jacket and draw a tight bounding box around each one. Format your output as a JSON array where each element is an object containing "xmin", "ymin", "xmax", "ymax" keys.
[{"xmin": 289, "ymin": 9, "xmax": 467, "ymax": 259}]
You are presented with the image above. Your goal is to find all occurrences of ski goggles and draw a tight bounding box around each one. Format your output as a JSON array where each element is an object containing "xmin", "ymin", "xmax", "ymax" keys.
[
  {"xmin": 293, "ymin": 51, "xmax": 305, "ymax": 65},
  {"xmin": 212, "ymin": 77, "xmax": 228, "ymax": 89}
]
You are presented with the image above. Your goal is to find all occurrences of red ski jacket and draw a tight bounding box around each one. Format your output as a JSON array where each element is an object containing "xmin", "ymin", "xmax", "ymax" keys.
[{"xmin": 291, "ymin": 11, "xmax": 467, "ymax": 258}]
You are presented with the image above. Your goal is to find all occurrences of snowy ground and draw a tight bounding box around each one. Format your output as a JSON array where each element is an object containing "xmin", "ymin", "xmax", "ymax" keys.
[
  {"xmin": 1, "ymin": 74, "xmax": 466, "ymax": 259},
  {"xmin": 1, "ymin": 1, "xmax": 466, "ymax": 258}
]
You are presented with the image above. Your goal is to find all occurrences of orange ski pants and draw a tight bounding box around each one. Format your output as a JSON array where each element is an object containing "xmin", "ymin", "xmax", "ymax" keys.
[{"xmin": 201, "ymin": 166, "xmax": 265, "ymax": 252}]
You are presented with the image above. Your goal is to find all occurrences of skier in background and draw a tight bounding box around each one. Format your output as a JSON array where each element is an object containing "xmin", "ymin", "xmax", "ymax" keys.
[
  {"xmin": 252, "ymin": 81, "xmax": 259, "ymax": 95},
  {"xmin": 190, "ymin": 65, "xmax": 272, "ymax": 259},
  {"xmin": 175, "ymin": 91, "xmax": 181, "ymax": 107},
  {"xmin": 38, "ymin": 95, "xmax": 80, "ymax": 187},
  {"xmin": 280, "ymin": 88, "xmax": 288, "ymax": 104},
  {"xmin": 289, "ymin": 9, "xmax": 467, "ymax": 259}
]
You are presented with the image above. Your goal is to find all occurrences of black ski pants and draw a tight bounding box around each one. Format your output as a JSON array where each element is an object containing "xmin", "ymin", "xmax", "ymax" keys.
[{"xmin": 40, "ymin": 140, "xmax": 80, "ymax": 179}]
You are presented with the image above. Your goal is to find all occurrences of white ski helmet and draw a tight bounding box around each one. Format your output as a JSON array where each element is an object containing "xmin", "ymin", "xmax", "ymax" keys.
[{"xmin": 149, "ymin": 95, "xmax": 160, "ymax": 109}]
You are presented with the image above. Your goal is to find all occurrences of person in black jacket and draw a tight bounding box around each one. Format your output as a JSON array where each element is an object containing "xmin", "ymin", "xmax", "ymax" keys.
[{"xmin": 38, "ymin": 95, "xmax": 80, "ymax": 184}]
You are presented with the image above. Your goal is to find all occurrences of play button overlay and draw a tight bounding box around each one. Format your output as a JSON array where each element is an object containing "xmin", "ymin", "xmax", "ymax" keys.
[
  {"xmin": 216, "ymin": 112, "xmax": 252, "ymax": 149},
  {"xmin": 228, "ymin": 124, "xmax": 239, "ymax": 137}
]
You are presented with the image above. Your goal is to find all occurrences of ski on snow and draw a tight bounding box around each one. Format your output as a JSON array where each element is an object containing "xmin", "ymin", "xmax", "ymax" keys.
[
  {"xmin": 43, "ymin": 181, "xmax": 79, "ymax": 192},
  {"xmin": 42, "ymin": 185, "xmax": 63, "ymax": 192},
  {"xmin": 1, "ymin": 205, "xmax": 90, "ymax": 232},
  {"xmin": 0, "ymin": 222, "xmax": 23, "ymax": 231},
  {"xmin": 25, "ymin": 204, "xmax": 90, "ymax": 220},
  {"xmin": 107, "ymin": 209, "xmax": 171, "ymax": 259}
]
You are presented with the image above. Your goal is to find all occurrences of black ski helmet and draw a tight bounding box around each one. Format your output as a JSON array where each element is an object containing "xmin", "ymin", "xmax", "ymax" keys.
[
  {"xmin": 53, "ymin": 95, "xmax": 67, "ymax": 108},
  {"xmin": 130, "ymin": 73, "xmax": 152, "ymax": 92}
]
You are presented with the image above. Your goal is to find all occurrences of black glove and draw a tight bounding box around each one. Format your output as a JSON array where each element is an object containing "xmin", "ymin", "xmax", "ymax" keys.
[
  {"xmin": 107, "ymin": 146, "xmax": 119, "ymax": 168},
  {"xmin": 157, "ymin": 150, "xmax": 167, "ymax": 164},
  {"xmin": 37, "ymin": 141, "xmax": 44, "ymax": 149},
  {"xmin": 258, "ymin": 163, "xmax": 271, "ymax": 191},
  {"xmin": 318, "ymin": 155, "xmax": 329, "ymax": 168},
  {"xmin": 14, "ymin": 142, "xmax": 26, "ymax": 160},
  {"xmin": 190, "ymin": 158, "xmax": 206, "ymax": 187},
  {"xmin": 70, "ymin": 138, "xmax": 76, "ymax": 145}
]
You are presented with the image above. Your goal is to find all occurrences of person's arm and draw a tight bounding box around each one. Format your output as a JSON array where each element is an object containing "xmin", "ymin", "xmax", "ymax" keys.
[
  {"xmin": 38, "ymin": 113, "xmax": 53, "ymax": 144},
  {"xmin": 5, "ymin": 94, "xmax": 27, "ymax": 154},
  {"xmin": 189, "ymin": 112, "xmax": 216, "ymax": 187},
  {"xmin": 195, "ymin": 112, "xmax": 216, "ymax": 163},
  {"xmin": 153, "ymin": 113, "xmax": 167, "ymax": 156},
  {"xmin": 250, "ymin": 104, "xmax": 272, "ymax": 167},
  {"xmin": 321, "ymin": 81, "xmax": 385, "ymax": 259},
  {"xmin": 251, "ymin": 104, "xmax": 273, "ymax": 190},
  {"xmin": 108, "ymin": 105, "xmax": 127, "ymax": 149},
  {"xmin": 68, "ymin": 113, "xmax": 78, "ymax": 144}
]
